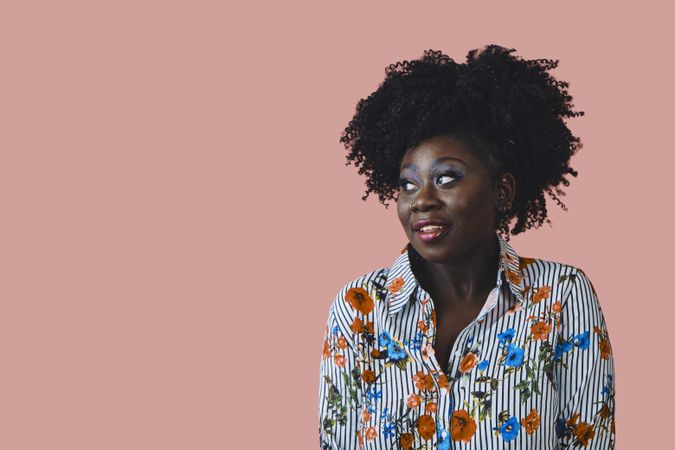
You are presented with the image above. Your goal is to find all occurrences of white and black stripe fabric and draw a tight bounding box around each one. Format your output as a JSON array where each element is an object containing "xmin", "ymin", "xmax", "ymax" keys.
[{"xmin": 318, "ymin": 233, "xmax": 615, "ymax": 449}]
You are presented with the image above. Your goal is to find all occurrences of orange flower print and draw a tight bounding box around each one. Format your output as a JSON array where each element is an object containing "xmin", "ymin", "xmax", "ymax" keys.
[
  {"xmin": 507, "ymin": 302, "xmax": 524, "ymax": 314},
  {"xmin": 417, "ymin": 414, "xmax": 436, "ymax": 441},
  {"xmin": 345, "ymin": 287, "xmax": 375, "ymax": 315},
  {"xmin": 418, "ymin": 319, "xmax": 429, "ymax": 333},
  {"xmin": 599, "ymin": 338, "xmax": 612, "ymax": 360},
  {"xmin": 350, "ymin": 318, "xmax": 373, "ymax": 334},
  {"xmin": 358, "ymin": 431, "xmax": 364, "ymax": 450},
  {"xmin": 371, "ymin": 349, "xmax": 381, "ymax": 358},
  {"xmin": 333, "ymin": 354, "xmax": 345, "ymax": 367},
  {"xmin": 421, "ymin": 343, "xmax": 435, "ymax": 361},
  {"xmin": 507, "ymin": 270, "xmax": 523, "ymax": 286},
  {"xmin": 413, "ymin": 371, "xmax": 435, "ymax": 391},
  {"xmin": 593, "ymin": 325, "xmax": 602, "ymax": 334},
  {"xmin": 425, "ymin": 402, "xmax": 437, "ymax": 414},
  {"xmin": 437, "ymin": 372, "xmax": 449, "ymax": 390},
  {"xmin": 388, "ymin": 277, "xmax": 405, "ymax": 294},
  {"xmin": 351, "ymin": 319, "xmax": 375, "ymax": 335},
  {"xmin": 573, "ymin": 421, "xmax": 595, "ymax": 446},
  {"xmin": 598, "ymin": 404, "xmax": 611, "ymax": 419},
  {"xmin": 459, "ymin": 353, "xmax": 478, "ymax": 373},
  {"xmin": 323, "ymin": 339, "xmax": 330, "ymax": 359},
  {"xmin": 521, "ymin": 408, "xmax": 540, "ymax": 435},
  {"xmin": 337, "ymin": 336, "xmax": 348, "ymax": 349},
  {"xmin": 365, "ymin": 426, "xmax": 377, "ymax": 440},
  {"xmin": 345, "ymin": 288, "xmax": 375, "ymax": 314},
  {"xmin": 362, "ymin": 409, "xmax": 370, "ymax": 422},
  {"xmin": 361, "ymin": 370, "xmax": 376, "ymax": 384},
  {"xmin": 532, "ymin": 285, "xmax": 551, "ymax": 304},
  {"xmin": 519, "ymin": 256, "xmax": 536, "ymax": 270},
  {"xmin": 451, "ymin": 409, "xmax": 477, "ymax": 443},
  {"xmin": 399, "ymin": 432, "xmax": 414, "ymax": 449},
  {"xmin": 531, "ymin": 320, "xmax": 552, "ymax": 340},
  {"xmin": 350, "ymin": 317, "xmax": 363, "ymax": 334},
  {"xmin": 566, "ymin": 412, "xmax": 580, "ymax": 426},
  {"xmin": 552, "ymin": 301, "xmax": 562, "ymax": 313},
  {"xmin": 406, "ymin": 393, "xmax": 421, "ymax": 408}
]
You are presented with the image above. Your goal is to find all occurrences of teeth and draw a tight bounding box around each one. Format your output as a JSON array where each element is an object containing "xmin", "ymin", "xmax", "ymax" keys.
[{"xmin": 419, "ymin": 225, "xmax": 446, "ymax": 232}]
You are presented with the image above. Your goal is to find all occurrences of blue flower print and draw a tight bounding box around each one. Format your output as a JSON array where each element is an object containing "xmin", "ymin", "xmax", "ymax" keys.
[
  {"xmin": 387, "ymin": 341, "xmax": 407, "ymax": 361},
  {"xmin": 331, "ymin": 325, "xmax": 340, "ymax": 334},
  {"xmin": 499, "ymin": 416, "xmax": 521, "ymax": 443},
  {"xmin": 367, "ymin": 388, "xmax": 382, "ymax": 401},
  {"xmin": 477, "ymin": 359, "xmax": 490, "ymax": 371},
  {"xmin": 378, "ymin": 331, "xmax": 391, "ymax": 348},
  {"xmin": 555, "ymin": 417, "xmax": 568, "ymax": 436},
  {"xmin": 437, "ymin": 421, "xmax": 450, "ymax": 450},
  {"xmin": 382, "ymin": 421, "xmax": 397, "ymax": 438},
  {"xmin": 503, "ymin": 343, "xmax": 525, "ymax": 368},
  {"xmin": 574, "ymin": 331, "xmax": 590, "ymax": 350},
  {"xmin": 402, "ymin": 333, "xmax": 424, "ymax": 351},
  {"xmin": 553, "ymin": 340, "xmax": 573, "ymax": 361},
  {"xmin": 497, "ymin": 328, "xmax": 516, "ymax": 347}
]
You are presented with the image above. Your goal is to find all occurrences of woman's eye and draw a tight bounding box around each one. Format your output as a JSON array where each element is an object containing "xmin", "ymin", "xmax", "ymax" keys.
[
  {"xmin": 398, "ymin": 179, "xmax": 416, "ymax": 191},
  {"xmin": 437, "ymin": 174, "xmax": 456, "ymax": 185}
]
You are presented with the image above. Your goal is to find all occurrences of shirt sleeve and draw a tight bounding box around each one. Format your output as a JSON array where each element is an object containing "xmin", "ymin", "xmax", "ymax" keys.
[
  {"xmin": 318, "ymin": 295, "xmax": 362, "ymax": 450},
  {"xmin": 554, "ymin": 268, "xmax": 616, "ymax": 449}
]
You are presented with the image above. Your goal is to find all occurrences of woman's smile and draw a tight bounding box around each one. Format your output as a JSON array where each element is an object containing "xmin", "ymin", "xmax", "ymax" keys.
[{"xmin": 414, "ymin": 222, "xmax": 451, "ymax": 243}]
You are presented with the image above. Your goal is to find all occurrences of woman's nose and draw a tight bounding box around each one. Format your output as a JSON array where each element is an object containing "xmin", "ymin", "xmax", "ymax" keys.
[{"xmin": 410, "ymin": 184, "xmax": 442, "ymax": 212}]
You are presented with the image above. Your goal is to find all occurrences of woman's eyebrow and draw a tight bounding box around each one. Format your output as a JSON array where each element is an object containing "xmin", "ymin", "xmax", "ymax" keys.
[
  {"xmin": 434, "ymin": 156, "xmax": 466, "ymax": 166},
  {"xmin": 400, "ymin": 156, "xmax": 467, "ymax": 171}
]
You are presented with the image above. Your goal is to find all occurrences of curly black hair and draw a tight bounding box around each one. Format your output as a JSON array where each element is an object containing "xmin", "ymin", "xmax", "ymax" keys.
[{"xmin": 339, "ymin": 45, "xmax": 584, "ymax": 238}]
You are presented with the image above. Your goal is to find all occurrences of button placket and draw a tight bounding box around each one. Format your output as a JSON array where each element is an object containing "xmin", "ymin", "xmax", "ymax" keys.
[{"xmin": 416, "ymin": 292, "xmax": 450, "ymax": 448}]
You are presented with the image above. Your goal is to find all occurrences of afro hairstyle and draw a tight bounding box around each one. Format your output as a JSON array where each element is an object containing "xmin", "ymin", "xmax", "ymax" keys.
[{"xmin": 339, "ymin": 44, "xmax": 584, "ymax": 238}]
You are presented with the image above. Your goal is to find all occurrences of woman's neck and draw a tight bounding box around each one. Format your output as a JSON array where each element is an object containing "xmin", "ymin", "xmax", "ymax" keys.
[{"xmin": 410, "ymin": 234, "xmax": 500, "ymax": 306}]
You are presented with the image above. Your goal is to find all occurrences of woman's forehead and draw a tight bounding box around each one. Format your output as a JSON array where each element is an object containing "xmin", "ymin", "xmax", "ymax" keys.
[{"xmin": 400, "ymin": 135, "xmax": 482, "ymax": 169}]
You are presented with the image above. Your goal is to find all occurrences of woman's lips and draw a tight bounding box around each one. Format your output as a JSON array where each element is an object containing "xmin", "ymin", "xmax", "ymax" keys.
[{"xmin": 415, "ymin": 225, "xmax": 450, "ymax": 243}]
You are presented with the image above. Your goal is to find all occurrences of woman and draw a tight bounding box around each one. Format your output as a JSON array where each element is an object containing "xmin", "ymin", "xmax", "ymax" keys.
[{"xmin": 318, "ymin": 45, "xmax": 615, "ymax": 449}]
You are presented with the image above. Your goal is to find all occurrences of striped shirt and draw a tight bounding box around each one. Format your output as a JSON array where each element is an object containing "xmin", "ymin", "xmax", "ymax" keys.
[{"xmin": 318, "ymin": 234, "xmax": 615, "ymax": 449}]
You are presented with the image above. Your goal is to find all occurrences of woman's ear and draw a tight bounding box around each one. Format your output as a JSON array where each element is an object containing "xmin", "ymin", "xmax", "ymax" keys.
[{"xmin": 495, "ymin": 173, "xmax": 516, "ymax": 211}]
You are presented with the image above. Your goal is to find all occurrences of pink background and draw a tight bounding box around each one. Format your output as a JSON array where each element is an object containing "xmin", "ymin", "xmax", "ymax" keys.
[{"xmin": 2, "ymin": 1, "xmax": 670, "ymax": 448}]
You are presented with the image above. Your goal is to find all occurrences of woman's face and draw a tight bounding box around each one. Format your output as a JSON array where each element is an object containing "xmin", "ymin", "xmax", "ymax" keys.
[{"xmin": 396, "ymin": 134, "xmax": 512, "ymax": 264}]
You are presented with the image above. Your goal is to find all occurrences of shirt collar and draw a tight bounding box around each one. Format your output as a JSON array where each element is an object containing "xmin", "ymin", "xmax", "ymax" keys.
[{"xmin": 384, "ymin": 234, "xmax": 526, "ymax": 316}]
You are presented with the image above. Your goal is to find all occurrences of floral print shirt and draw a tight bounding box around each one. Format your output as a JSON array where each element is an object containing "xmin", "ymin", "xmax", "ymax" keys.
[{"xmin": 318, "ymin": 234, "xmax": 615, "ymax": 449}]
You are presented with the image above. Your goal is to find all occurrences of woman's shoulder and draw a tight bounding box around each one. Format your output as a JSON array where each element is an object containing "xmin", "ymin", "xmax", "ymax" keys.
[
  {"xmin": 330, "ymin": 266, "xmax": 391, "ymax": 304},
  {"xmin": 518, "ymin": 255, "xmax": 599, "ymax": 302},
  {"xmin": 325, "ymin": 266, "xmax": 390, "ymax": 325},
  {"xmin": 518, "ymin": 254, "xmax": 588, "ymax": 280}
]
